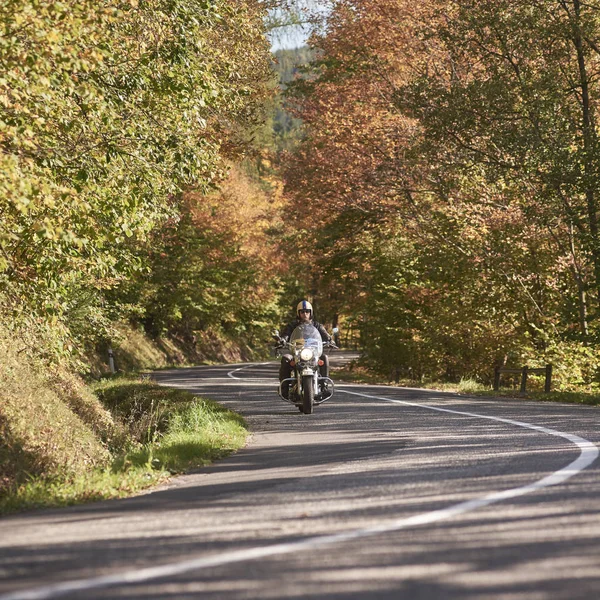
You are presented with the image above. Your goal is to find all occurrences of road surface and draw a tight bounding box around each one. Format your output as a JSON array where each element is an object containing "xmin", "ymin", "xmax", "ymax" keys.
[{"xmin": 1, "ymin": 354, "xmax": 600, "ymax": 599}]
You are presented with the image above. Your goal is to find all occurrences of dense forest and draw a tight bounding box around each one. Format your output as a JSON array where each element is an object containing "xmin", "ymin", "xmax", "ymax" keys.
[
  {"xmin": 4, "ymin": 0, "xmax": 600, "ymax": 497},
  {"xmin": 4, "ymin": 0, "xmax": 600, "ymax": 383},
  {"xmin": 271, "ymin": 47, "xmax": 314, "ymax": 150},
  {"xmin": 0, "ymin": 0, "xmax": 289, "ymax": 498},
  {"xmin": 283, "ymin": 0, "xmax": 600, "ymax": 387},
  {"xmin": 1, "ymin": 0, "xmax": 289, "ymax": 368}
]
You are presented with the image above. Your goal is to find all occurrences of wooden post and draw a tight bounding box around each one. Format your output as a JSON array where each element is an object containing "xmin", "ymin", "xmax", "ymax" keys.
[
  {"xmin": 108, "ymin": 347, "xmax": 115, "ymax": 374},
  {"xmin": 545, "ymin": 364, "xmax": 552, "ymax": 393},
  {"xmin": 493, "ymin": 366, "xmax": 500, "ymax": 391},
  {"xmin": 520, "ymin": 365, "xmax": 528, "ymax": 393}
]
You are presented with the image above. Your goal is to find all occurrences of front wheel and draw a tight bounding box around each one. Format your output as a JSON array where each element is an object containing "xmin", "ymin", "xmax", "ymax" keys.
[{"xmin": 302, "ymin": 375, "xmax": 314, "ymax": 414}]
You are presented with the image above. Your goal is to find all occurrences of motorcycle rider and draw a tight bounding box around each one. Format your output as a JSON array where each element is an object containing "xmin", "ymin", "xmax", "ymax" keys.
[{"xmin": 278, "ymin": 300, "xmax": 333, "ymax": 399}]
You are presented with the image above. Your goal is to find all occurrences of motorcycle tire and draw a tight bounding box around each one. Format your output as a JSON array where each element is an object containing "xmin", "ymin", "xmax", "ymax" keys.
[{"xmin": 302, "ymin": 375, "xmax": 314, "ymax": 414}]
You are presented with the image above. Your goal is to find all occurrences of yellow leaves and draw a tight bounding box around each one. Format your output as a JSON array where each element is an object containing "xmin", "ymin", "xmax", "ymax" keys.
[
  {"xmin": 12, "ymin": 12, "xmax": 26, "ymax": 27},
  {"xmin": 89, "ymin": 49, "xmax": 105, "ymax": 63},
  {"xmin": 42, "ymin": 195, "xmax": 56, "ymax": 209},
  {"xmin": 33, "ymin": 217, "xmax": 62, "ymax": 241},
  {"xmin": 45, "ymin": 29, "xmax": 60, "ymax": 44},
  {"xmin": 11, "ymin": 195, "xmax": 32, "ymax": 215}
]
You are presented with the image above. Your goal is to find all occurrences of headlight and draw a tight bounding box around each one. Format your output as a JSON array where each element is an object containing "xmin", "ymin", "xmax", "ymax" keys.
[{"xmin": 300, "ymin": 348, "xmax": 314, "ymax": 361}]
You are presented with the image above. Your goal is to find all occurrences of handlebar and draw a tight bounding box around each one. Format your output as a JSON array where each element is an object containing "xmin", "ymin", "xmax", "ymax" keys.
[{"xmin": 273, "ymin": 338, "xmax": 338, "ymax": 352}]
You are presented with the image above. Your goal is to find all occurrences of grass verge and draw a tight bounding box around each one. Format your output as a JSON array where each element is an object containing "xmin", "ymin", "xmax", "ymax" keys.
[
  {"xmin": 0, "ymin": 378, "xmax": 248, "ymax": 515},
  {"xmin": 470, "ymin": 389, "xmax": 600, "ymax": 406},
  {"xmin": 332, "ymin": 364, "xmax": 600, "ymax": 406}
]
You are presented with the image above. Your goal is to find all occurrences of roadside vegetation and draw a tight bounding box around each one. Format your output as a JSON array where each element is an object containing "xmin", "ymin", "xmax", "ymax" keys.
[
  {"xmin": 0, "ymin": 0, "xmax": 286, "ymax": 515},
  {"xmin": 282, "ymin": 0, "xmax": 600, "ymax": 393},
  {"xmin": 332, "ymin": 363, "xmax": 600, "ymax": 407},
  {"xmin": 5, "ymin": 0, "xmax": 600, "ymax": 513},
  {"xmin": 0, "ymin": 336, "xmax": 247, "ymax": 515}
]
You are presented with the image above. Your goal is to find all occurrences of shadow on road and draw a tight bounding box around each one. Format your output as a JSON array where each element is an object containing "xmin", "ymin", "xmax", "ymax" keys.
[{"xmin": 2, "ymin": 361, "xmax": 600, "ymax": 599}]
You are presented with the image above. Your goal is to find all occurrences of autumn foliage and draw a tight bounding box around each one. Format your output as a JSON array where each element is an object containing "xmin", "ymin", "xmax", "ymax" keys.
[
  {"xmin": 0, "ymin": 0, "xmax": 282, "ymax": 363},
  {"xmin": 283, "ymin": 0, "xmax": 600, "ymax": 387},
  {"xmin": 124, "ymin": 164, "xmax": 286, "ymax": 349}
]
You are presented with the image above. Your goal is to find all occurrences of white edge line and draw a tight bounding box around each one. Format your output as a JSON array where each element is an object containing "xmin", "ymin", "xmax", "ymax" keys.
[
  {"xmin": 226, "ymin": 362, "xmax": 271, "ymax": 380},
  {"xmin": 2, "ymin": 386, "xmax": 598, "ymax": 600}
]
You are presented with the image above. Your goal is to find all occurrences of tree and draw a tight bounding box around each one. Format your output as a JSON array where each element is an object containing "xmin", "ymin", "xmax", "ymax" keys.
[
  {"xmin": 126, "ymin": 165, "xmax": 285, "ymax": 348},
  {"xmin": 406, "ymin": 0, "xmax": 600, "ymax": 339},
  {"xmin": 0, "ymin": 0, "xmax": 275, "ymax": 359},
  {"xmin": 281, "ymin": 0, "xmax": 593, "ymax": 381}
]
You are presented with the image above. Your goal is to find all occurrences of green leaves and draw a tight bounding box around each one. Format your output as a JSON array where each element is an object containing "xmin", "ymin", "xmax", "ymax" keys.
[
  {"xmin": 0, "ymin": 0, "xmax": 274, "ymax": 360},
  {"xmin": 279, "ymin": 0, "xmax": 600, "ymax": 383}
]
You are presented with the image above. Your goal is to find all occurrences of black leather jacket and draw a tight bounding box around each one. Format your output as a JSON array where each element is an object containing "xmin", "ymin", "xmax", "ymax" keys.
[{"xmin": 281, "ymin": 319, "xmax": 332, "ymax": 343}]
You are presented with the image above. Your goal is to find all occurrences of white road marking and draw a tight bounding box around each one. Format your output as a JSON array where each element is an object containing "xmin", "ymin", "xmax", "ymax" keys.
[
  {"xmin": 341, "ymin": 389, "xmax": 599, "ymax": 489},
  {"xmin": 3, "ymin": 378, "xmax": 598, "ymax": 600},
  {"xmin": 226, "ymin": 362, "xmax": 271, "ymax": 380}
]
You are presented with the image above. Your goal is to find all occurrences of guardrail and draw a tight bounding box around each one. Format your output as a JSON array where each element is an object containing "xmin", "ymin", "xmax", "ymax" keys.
[{"xmin": 493, "ymin": 364, "xmax": 552, "ymax": 393}]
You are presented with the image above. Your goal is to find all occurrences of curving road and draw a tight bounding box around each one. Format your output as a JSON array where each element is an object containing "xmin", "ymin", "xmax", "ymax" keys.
[{"xmin": 2, "ymin": 355, "xmax": 600, "ymax": 599}]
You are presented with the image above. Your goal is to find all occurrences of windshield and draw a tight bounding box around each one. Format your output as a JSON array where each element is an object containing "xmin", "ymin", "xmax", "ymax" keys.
[
  {"xmin": 289, "ymin": 323, "xmax": 323, "ymax": 356},
  {"xmin": 290, "ymin": 323, "xmax": 320, "ymax": 342}
]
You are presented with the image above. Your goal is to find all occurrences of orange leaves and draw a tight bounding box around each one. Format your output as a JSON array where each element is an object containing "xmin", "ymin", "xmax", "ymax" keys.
[
  {"xmin": 283, "ymin": 0, "xmax": 436, "ymax": 228},
  {"xmin": 276, "ymin": 0, "xmax": 592, "ymax": 377},
  {"xmin": 188, "ymin": 164, "xmax": 284, "ymax": 274}
]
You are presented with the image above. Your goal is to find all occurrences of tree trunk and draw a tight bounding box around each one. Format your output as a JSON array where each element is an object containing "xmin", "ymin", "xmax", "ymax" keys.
[
  {"xmin": 571, "ymin": 0, "xmax": 600, "ymax": 306},
  {"xmin": 568, "ymin": 222, "xmax": 590, "ymax": 339}
]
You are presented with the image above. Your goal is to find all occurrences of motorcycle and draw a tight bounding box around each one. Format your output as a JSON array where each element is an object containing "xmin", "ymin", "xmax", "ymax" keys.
[{"xmin": 273, "ymin": 323, "xmax": 336, "ymax": 414}]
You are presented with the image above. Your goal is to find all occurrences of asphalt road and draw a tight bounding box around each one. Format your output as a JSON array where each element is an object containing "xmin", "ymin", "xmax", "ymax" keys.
[{"xmin": 2, "ymin": 354, "xmax": 600, "ymax": 599}]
